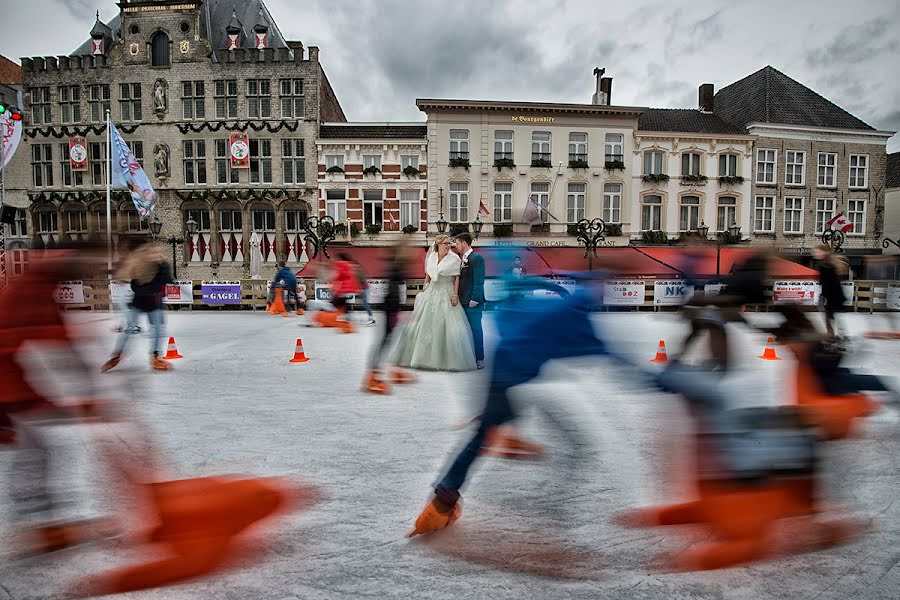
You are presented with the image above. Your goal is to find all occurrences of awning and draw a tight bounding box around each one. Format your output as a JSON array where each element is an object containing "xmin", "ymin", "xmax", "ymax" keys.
[
  {"xmin": 296, "ymin": 245, "xmax": 427, "ymax": 279},
  {"xmin": 635, "ymin": 247, "xmax": 819, "ymax": 279},
  {"xmin": 533, "ymin": 247, "xmax": 682, "ymax": 277}
]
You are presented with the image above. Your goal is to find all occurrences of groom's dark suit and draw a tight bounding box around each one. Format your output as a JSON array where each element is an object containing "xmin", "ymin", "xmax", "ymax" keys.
[{"xmin": 458, "ymin": 250, "xmax": 486, "ymax": 362}]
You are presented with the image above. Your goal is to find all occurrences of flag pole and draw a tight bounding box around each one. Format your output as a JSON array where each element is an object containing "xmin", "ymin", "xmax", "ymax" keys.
[{"xmin": 105, "ymin": 109, "xmax": 112, "ymax": 278}]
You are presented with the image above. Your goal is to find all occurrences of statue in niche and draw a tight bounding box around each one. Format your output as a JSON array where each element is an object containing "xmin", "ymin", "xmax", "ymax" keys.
[
  {"xmin": 154, "ymin": 143, "xmax": 169, "ymax": 177},
  {"xmin": 153, "ymin": 79, "xmax": 167, "ymax": 113}
]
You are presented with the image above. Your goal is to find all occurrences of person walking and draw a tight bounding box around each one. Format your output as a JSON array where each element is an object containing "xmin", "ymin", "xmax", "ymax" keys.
[
  {"xmin": 813, "ymin": 244, "xmax": 849, "ymax": 340},
  {"xmin": 455, "ymin": 233, "xmax": 486, "ymax": 369},
  {"xmin": 354, "ymin": 260, "xmax": 376, "ymax": 326}
]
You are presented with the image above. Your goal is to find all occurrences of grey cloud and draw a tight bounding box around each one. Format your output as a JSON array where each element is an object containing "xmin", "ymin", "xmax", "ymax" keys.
[
  {"xmin": 805, "ymin": 19, "xmax": 896, "ymax": 69},
  {"xmin": 60, "ymin": 0, "xmax": 98, "ymax": 21}
]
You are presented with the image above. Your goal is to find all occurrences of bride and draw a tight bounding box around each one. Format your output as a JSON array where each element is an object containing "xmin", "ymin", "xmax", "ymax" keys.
[{"xmin": 391, "ymin": 235, "xmax": 477, "ymax": 371}]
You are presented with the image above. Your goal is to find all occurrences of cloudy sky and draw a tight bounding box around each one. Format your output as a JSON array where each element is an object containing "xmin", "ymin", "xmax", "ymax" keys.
[{"xmin": 3, "ymin": 0, "xmax": 899, "ymax": 151}]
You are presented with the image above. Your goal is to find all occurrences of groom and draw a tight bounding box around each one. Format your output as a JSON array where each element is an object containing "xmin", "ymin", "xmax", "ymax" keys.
[{"xmin": 455, "ymin": 233, "xmax": 485, "ymax": 369}]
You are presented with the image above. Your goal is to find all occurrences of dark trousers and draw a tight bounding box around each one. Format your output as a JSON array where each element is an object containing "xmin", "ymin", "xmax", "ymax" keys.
[
  {"xmin": 464, "ymin": 307, "xmax": 484, "ymax": 362},
  {"xmin": 369, "ymin": 313, "xmax": 398, "ymax": 370},
  {"xmin": 822, "ymin": 368, "xmax": 890, "ymax": 396},
  {"xmin": 436, "ymin": 418, "xmax": 492, "ymax": 505}
]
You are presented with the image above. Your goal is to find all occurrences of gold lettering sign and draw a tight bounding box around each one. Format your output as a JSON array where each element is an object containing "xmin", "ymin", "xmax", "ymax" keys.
[
  {"xmin": 511, "ymin": 116, "xmax": 555, "ymax": 123},
  {"xmin": 123, "ymin": 3, "xmax": 199, "ymax": 13},
  {"xmin": 180, "ymin": 40, "xmax": 190, "ymax": 54}
]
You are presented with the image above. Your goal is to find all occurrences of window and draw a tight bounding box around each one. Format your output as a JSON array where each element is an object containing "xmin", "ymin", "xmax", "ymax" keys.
[
  {"xmin": 186, "ymin": 208, "xmax": 211, "ymax": 262},
  {"xmin": 215, "ymin": 139, "xmax": 240, "ymax": 184},
  {"xmin": 450, "ymin": 130, "xmax": 469, "ymax": 160},
  {"xmin": 150, "ymin": 31, "xmax": 170, "ymax": 67},
  {"xmin": 604, "ymin": 134, "xmax": 623, "ymax": 162},
  {"xmin": 282, "ymin": 139, "xmax": 305, "ymax": 184},
  {"xmin": 127, "ymin": 141, "xmax": 144, "ymax": 167},
  {"xmin": 400, "ymin": 190, "xmax": 420, "ymax": 229},
  {"xmin": 848, "ymin": 155, "xmax": 868, "ymax": 188},
  {"xmin": 247, "ymin": 79, "xmax": 271, "ymax": 118},
  {"xmin": 603, "ymin": 183, "xmax": 622, "ymax": 224},
  {"xmin": 29, "ymin": 87, "xmax": 51, "ymax": 124},
  {"xmin": 493, "ymin": 182, "xmax": 513, "ymax": 222},
  {"xmin": 817, "ymin": 152, "xmax": 836, "ymax": 187},
  {"xmin": 65, "ymin": 210, "xmax": 87, "ymax": 237},
  {"xmin": 679, "ymin": 196, "xmax": 701, "ymax": 231},
  {"xmin": 494, "ymin": 130, "xmax": 513, "ymax": 160},
  {"xmin": 325, "ymin": 154, "xmax": 344, "ymax": 170},
  {"xmin": 214, "ymin": 80, "xmax": 238, "ymax": 119},
  {"xmin": 58, "ymin": 85, "xmax": 81, "ymax": 124},
  {"xmin": 284, "ymin": 208, "xmax": 308, "ymax": 232},
  {"xmin": 325, "ymin": 190, "xmax": 346, "ymax": 222},
  {"xmin": 31, "ymin": 144, "xmax": 53, "ymax": 187},
  {"xmin": 119, "ymin": 83, "xmax": 142, "ymax": 121},
  {"xmin": 449, "ymin": 181, "xmax": 469, "ymax": 222},
  {"xmin": 784, "ymin": 197, "xmax": 804, "ymax": 234},
  {"xmin": 249, "ymin": 139, "xmax": 272, "ymax": 184},
  {"xmin": 641, "ymin": 195, "xmax": 662, "ymax": 231},
  {"xmin": 88, "ymin": 84, "xmax": 110, "ymax": 123},
  {"xmin": 717, "ymin": 196, "xmax": 737, "ymax": 232},
  {"xmin": 531, "ymin": 131, "xmax": 551, "ymax": 162},
  {"xmin": 530, "ymin": 182, "xmax": 550, "ymax": 224},
  {"xmin": 218, "ymin": 209, "xmax": 242, "ymax": 262},
  {"xmin": 848, "ymin": 199, "xmax": 865, "ymax": 234},
  {"xmin": 718, "ymin": 154, "xmax": 738, "ymax": 177},
  {"xmin": 756, "ymin": 149, "xmax": 776, "ymax": 184},
  {"xmin": 183, "ymin": 140, "xmax": 207, "ymax": 185},
  {"xmin": 753, "ymin": 196, "xmax": 774, "ymax": 232},
  {"xmin": 252, "ymin": 208, "xmax": 276, "ymax": 231},
  {"xmin": 9, "ymin": 246, "xmax": 30, "ymax": 276},
  {"xmin": 643, "ymin": 151, "xmax": 664, "ymax": 175},
  {"xmin": 569, "ymin": 132, "xmax": 587, "ymax": 162},
  {"xmin": 363, "ymin": 155, "xmax": 382, "ymax": 171},
  {"xmin": 181, "ymin": 81, "xmax": 205, "ymax": 119},
  {"xmin": 59, "ymin": 143, "xmax": 84, "ymax": 187},
  {"xmin": 566, "ymin": 183, "xmax": 585, "ymax": 223},
  {"xmin": 279, "ymin": 79, "xmax": 304, "ymax": 118},
  {"xmin": 8, "ymin": 208, "xmax": 28, "ymax": 237},
  {"xmin": 37, "ymin": 211, "xmax": 58, "ymax": 234},
  {"xmin": 785, "ymin": 150, "xmax": 805, "ymax": 185},
  {"xmin": 815, "ymin": 198, "xmax": 836, "ymax": 233},
  {"xmin": 187, "ymin": 209, "xmax": 211, "ymax": 232},
  {"xmin": 363, "ymin": 190, "xmax": 383, "ymax": 227},
  {"xmin": 681, "ymin": 152, "xmax": 701, "ymax": 176},
  {"xmin": 89, "ymin": 142, "xmax": 106, "ymax": 185},
  {"xmin": 124, "ymin": 209, "xmax": 148, "ymax": 232},
  {"xmin": 95, "ymin": 208, "xmax": 117, "ymax": 234},
  {"xmin": 219, "ymin": 209, "xmax": 242, "ymax": 232},
  {"xmin": 401, "ymin": 155, "xmax": 419, "ymax": 171}
]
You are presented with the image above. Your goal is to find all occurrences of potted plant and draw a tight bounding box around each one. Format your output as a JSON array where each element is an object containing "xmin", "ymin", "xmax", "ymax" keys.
[
  {"xmin": 604, "ymin": 159, "xmax": 626, "ymax": 170},
  {"xmin": 605, "ymin": 223, "xmax": 623, "ymax": 236},
  {"xmin": 402, "ymin": 224, "xmax": 418, "ymax": 234},
  {"xmin": 568, "ymin": 159, "xmax": 589, "ymax": 170},
  {"xmin": 448, "ymin": 157, "xmax": 470, "ymax": 169},
  {"xmin": 641, "ymin": 230, "xmax": 668, "ymax": 244},
  {"xmin": 492, "ymin": 223, "xmax": 513, "ymax": 237},
  {"xmin": 718, "ymin": 175, "xmax": 745, "ymax": 186},
  {"xmin": 365, "ymin": 224, "xmax": 382, "ymax": 235},
  {"xmin": 530, "ymin": 223, "xmax": 550, "ymax": 233},
  {"xmin": 531, "ymin": 158, "xmax": 552, "ymax": 168},
  {"xmin": 349, "ymin": 223, "xmax": 360, "ymax": 238},
  {"xmin": 362, "ymin": 166, "xmax": 381, "ymax": 177},
  {"xmin": 449, "ymin": 222, "xmax": 469, "ymax": 236},
  {"xmin": 567, "ymin": 223, "xmax": 581, "ymax": 236},
  {"xmin": 493, "ymin": 157, "xmax": 515, "ymax": 171},
  {"xmin": 641, "ymin": 173, "xmax": 670, "ymax": 184},
  {"xmin": 682, "ymin": 174, "xmax": 708, "ymax": 183},
  {"xmin": 402, "ymin": 165, "xmax": 420, "ymax": 178},
  {"xmin": 325, "ymin": 165, "xmax": 344, "ymax": 174},
  {"xmin": 333, "ymin": 222, "xmax": 348, "ymax": 236},
  {"xmin": 717, "ymin": 230, "xmax": 742, "ymax": 245}
]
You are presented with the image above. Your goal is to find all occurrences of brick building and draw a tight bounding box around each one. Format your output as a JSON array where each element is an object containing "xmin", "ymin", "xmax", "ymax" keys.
[
  {"xmin": 8, "ymin": 0, "xmax": 345, "ymax": 279},
  {"xmin": 1, "ymin": 54, "xmax": 26, "ymax": 283},
  {"xmin": 714, "ymin": 66, "xmax": 894, "ymax": 273}
]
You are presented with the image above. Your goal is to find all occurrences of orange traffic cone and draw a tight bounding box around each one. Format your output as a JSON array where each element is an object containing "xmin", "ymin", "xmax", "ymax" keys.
[
  {"xmin": 758, "ymin": 337, "xmax": 781, "ymax": 360},
  {"xmin": 268, "ymin": 290, "xmax": 289, "ymax": 316},
  {"xmin": 289, "ymin": 339, "xmax": 310, "ymax": 363},
  {"xmin": 649, "ymin": 340, "xmax": 669, "ymax": 363},
  {"xmin": 163, "ymin": 337, "xmax": 183, "ymax": 360}
]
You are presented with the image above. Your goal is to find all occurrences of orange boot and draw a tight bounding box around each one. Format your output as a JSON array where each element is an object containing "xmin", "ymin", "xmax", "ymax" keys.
[
  {"xmin": 481, "ymin": 426, "xmax": 544, "ymax": 459},
  {"xmin": 390, "ymin": 367, "xmax": 417, "ymax": 384},
  {"xmin": 362, "ymin": 370, "xmax": 390, "ymax": 395},
  {"xmin": 151, "ymin": 355, "xmax": 172, "ymax": 371},
  {"xmin": 408, "ymin": 498, "xmax": 461, "ymax": 537}
]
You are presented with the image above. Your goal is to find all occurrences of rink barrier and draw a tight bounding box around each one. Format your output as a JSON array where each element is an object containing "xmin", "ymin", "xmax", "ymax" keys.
[{"xmin": 61, "ymin": 279, "xmax": 897, "ymax": 312}]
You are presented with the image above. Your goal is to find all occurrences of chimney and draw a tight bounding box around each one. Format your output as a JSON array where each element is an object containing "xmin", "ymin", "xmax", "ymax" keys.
[
  {"xmin": 699, "ymin": 83, "xmax": 714, "ymax": 113},
  {"xmin": 591, "ymin": 67, "xmax": 605, "ymax": 105},
  {"xmin": 308, "ymin": 46, "xmax": 319, "ymax": 63},
  {"xmin": 599, "ymin": 77, "xmax": 612, "ymax": 106}
]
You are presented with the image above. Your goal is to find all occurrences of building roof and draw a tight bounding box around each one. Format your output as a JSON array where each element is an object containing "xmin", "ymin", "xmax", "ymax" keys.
[
  {"xmin": 417, "ymin": 98, "xmax": 647, "ymax": 116},
  {"xmin": 714, "ymin": 66, "xmax": 874, "ymax": 131},
  {"xmin": 638, "ymin": 108, "xmax": 748, "ymax": 135},
  {"xmin": 0, "ymin": 55, "xmax": 22, "ymax": 84},
  {"xmin": 71, "ymin": 0, "xmax": 288, "ymax": 56},
  {"xmin": 319, "ymin": 123, "xmax": 427, "ymax": 140},
  {"xmin": 887, "ymin": 152, "xmax": 900, "ymax": 189}
]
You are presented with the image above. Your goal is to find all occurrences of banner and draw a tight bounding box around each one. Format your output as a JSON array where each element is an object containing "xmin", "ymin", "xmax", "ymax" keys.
[
  {"xmin": 887, "ymin": 283, "xmax": 900, "ymax": 310},
  {"xmin": 164, "ymin": 281, "xmax": 194, "ymax": 304},
  {"xmin": 69, "ymin": 135, "xmax": 88, "ymax": 172},
  {"xmin": 484, "ymin": 279, "xmax": 508, "ymax": 302},
  {"xmin": 366, "ymin": 279, "xmax": 407, "ymax": 305},
  {"xmin": 604, "ymin": 280, "xmax": 645, "ymax": 306},
  {"xmin": 314, "ymin": 282, "xmax": 333, "ymax": 302},
  {"xmin": 201, "ymin": 281, "xmax": 241, "ymax": 305},
  {"xmin": 704, "ymin": 283, "xmax": 723, "ymax": 297},
  {"xmin": 55, "ymin": 281, "xmax": 85, "ymax": 304},
  {"xmin": 772, "ymin": 280, "xmax": 818, "ymax": 305},
  {"xmin": 533, "ymin": 279, "xmax": 578, "ymax": 298},
  {"xmin": 653, "ymin": 280, "xmax": 694, "ymax": 306},
  {"xmin": 0, "ymin": 110, "xmax": 23, "ymax": 172},
  {"xmin": 230, "ymin": 132, "xmax": 250, "ymax": 169},
  {"xmin": 110, "ymin": 120, "xmax": 156, "ymax": 218},
  {"xmin": 109, "ymin": 281, "xmax": 132, "ymax": 307}
]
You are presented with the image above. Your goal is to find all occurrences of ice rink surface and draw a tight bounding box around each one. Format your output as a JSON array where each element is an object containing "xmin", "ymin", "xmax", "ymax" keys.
[{"xmin": 2, "ymin": 309, "xmax": 899, "ymax": 600}]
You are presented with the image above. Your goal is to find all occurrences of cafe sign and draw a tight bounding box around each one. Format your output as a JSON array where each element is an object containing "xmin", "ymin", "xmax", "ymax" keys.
[{"xmin": 511, "ymin": 116, "xmax": 555, "ymax": 123}]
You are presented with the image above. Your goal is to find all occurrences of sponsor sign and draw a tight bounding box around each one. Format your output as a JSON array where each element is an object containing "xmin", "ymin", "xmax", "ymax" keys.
[
  {"xmin": 484, "ymin": 279, "xmax": 509, "ymax": 302},
  {"xmin": 55, "ymin": 281, "xmax": 85, "ymax": 304},
  {"xmin": 603, "ymin": 280, "xmax": 645, "ymax": 306},
  {"xmin": 201, "ymin": 281, "xmax": 241, "ymax": 305},
  {"xmin": 314, "ymin": 282, "xmax": 333, "ymax": 302},
  {"xmin": 366, "ymin": 279, "xmax": 407, "ymax": 305},
  {"xmin": 704, "ymin": 283, "xmax": 723, "ymax": 297},
  {"xmin": 772, "ymin": 280, "xmax": 818, "ymax": 305},
  {"xmin": 533, "ymin": 279, "xmax": 578, "ymax": 298},
  {"xmin": 69, "ymin": 136, "xmax": 88, "ymax": 172},
  {"xmin": 653, "ymin": 279, "xmax": 694, "ymax": 305},
  {"xmin": 229, "ymin": 132, "xmax": 250, "ymax": 169},
  {"xmin": 887, "ymin": 283, "xmax": 900, "ymax": 310},
  {"xmin": 163, "ymin": 281, "xmax": 194, "ymax": 304},
  {"xmin": 109, "ymin": 281, "xmax": 133, "ymax": 307}
]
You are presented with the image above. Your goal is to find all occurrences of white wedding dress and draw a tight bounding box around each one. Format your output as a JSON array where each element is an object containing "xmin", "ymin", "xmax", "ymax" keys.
[{"xmin": 390, "ymin": 251, "xmax": 477, "ymax": 371}]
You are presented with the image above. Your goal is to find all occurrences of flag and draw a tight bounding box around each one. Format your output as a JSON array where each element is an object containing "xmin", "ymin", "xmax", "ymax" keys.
[
  {"xmin": 826, "ymin": 212, "xmax": 854, "ymax": 233},
  {"xmin": 0, "ymin": 111, "xmax": 23, "ymax": 172},
  {"xmin": 230, "ymin": 132, "xmax": 250, "ymax": 169},
  {"xmin": 522, "ymin": 197, "xmax": 544, "ymax": 226},
  {"xmin": 69, "ymin": 136, "xmax": 88, "ymax": 172},
  {"xmin": 110, "ymin": 120, "xmax": 156, "ymax": 219},
  {"xmin": 478, "ymin": 198, "xmax": 491, "ymax": 220}
]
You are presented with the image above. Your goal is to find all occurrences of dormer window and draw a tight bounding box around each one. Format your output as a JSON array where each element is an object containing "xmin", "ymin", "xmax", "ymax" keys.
[{"xmin": 151, "ymin": 31, "xmax": 170, "ymax": 67}]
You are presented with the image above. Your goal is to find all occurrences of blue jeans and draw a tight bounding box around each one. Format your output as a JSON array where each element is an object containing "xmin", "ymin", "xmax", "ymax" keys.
[
  {"xmin": 464, "ymin": 306, "xmax": 484, "ymax": 362},
  {"xmin": 436, "ymin": 419, "xmax": 491, "ymax": 504},
  {"xmin": 114, "ymin": 308, "xmax": 166, "ymax": 357}
]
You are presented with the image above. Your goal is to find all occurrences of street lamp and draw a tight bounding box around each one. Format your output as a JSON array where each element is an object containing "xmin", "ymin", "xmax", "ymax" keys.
[
  {"xmin": 147, "ymin": 216, "xmax": 194, "ymax": 279},
  {"xmin": 435, "ymin": 186, "xmax": 448, "ymax": 234},
  {"xmin": 696, "ymin": 221, "xmax": 710, "ymax": 239},
  {"xmin": 696, "ymin": 221, "xmax": 742, "ymax": 279},
  {"xmin": 575, "ymin": 217, "xmax": 606, "ymax": 270},
  {"xmin": 884, "ymin": 236, "xmax": 900, "ymax": 252},
  {"xmin": 303, "ymin": 214, "xmax": 336, "ymax": 259},
  {"xmin": 471, "ymin": 214, "xmax": 484, "ymax": 240}
]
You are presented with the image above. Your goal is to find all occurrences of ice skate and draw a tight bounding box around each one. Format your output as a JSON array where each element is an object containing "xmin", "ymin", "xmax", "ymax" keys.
[
  {"xmin": 408, "ymin": 498, "xmax": 461, "ymax": 537},
  {"xmin": 151, "ymin": 356, "xmax": 172, "ymax": 371},
  {"xmin": 100, "ymin": 355, "xmax": 121, "ymax": 374},
  {"xmin": 390, "ymin": 367, "xmax": 417, "ymax": 384},
  {"xmin": 362, "ymin": 371, "xmax": 390, "ymax": 395},
  {"xmin": 481, "ymin": 426, "xmax": 544, "ymax": 459}
]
